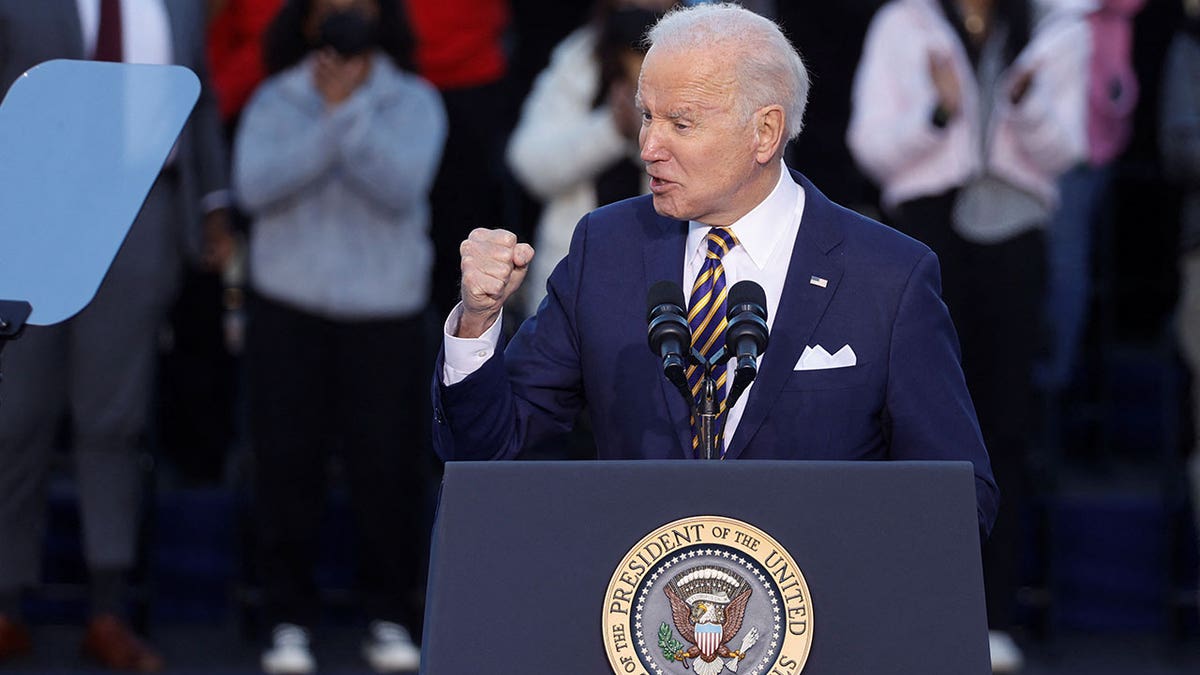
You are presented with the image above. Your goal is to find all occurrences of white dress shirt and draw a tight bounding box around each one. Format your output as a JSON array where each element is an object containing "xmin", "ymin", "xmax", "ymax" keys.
[
  {"xmin": 443, "ymin": 159, "xmax": 805, "ymax": 452},
  {"xmin": 76, "ymin": 0, "xmax": 173, "ymax": 65}
]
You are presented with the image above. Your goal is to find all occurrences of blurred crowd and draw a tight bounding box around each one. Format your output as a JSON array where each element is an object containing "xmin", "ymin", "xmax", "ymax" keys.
[{"xmin": 0, "ymin": 0, "xmax": 1197, "ymax": 673}]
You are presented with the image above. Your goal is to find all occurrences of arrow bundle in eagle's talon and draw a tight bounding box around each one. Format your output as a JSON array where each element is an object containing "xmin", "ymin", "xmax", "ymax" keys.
[{"xmin": 726, "ymin": 627, "xmax": 760, "ymax": 672}]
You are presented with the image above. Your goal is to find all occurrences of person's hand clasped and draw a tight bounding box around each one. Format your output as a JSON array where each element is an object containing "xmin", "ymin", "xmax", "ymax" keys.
[
  {"xmin": 457, "ymin": 228, "xmax": 535, "ymax": 338},
  {"xmin": 927, "ymin": 51, "xmax": 962, "ymax": 119}
]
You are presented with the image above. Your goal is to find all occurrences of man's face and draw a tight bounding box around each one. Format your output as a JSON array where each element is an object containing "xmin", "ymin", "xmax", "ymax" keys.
[{"xmin": 637, "ymin": 45, "xmax": 761, "ymax": 227}]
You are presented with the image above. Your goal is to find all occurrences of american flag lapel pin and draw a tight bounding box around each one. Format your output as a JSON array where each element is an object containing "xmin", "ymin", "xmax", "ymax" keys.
[{"xmin": 809, "ymin": 275, "xmax": 828, "ymax": 288}]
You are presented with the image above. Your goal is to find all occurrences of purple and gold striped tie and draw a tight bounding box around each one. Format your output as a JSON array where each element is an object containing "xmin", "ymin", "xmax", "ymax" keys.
[{"xmin": 687, "ymin": 227, "xmax": 738, "ymax": 452}]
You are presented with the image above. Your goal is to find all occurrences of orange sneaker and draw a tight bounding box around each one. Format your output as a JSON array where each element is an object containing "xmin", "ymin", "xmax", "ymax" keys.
[{"xmin": 81, "ymin": 614, "xmax": 164, "ymax": 672}]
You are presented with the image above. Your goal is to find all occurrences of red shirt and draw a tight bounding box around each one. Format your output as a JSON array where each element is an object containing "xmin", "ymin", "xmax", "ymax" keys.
[
  {"xmin": 405, "ymin": 0, "xmax": 509, "ymax": 90},
  {"xmin": 207, "ymin": 0, "xmax": 284, "ymax": 122}
]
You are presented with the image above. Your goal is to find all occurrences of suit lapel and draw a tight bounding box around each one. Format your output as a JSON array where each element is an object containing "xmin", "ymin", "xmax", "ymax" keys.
[
  {"xmin": 724, "ymin": 172, "xmax": 845, "ymax": 460},
  {"xmin": 163, "ymin": 0, "xmax": 187, "ymax": 65},
  {"xmin": 57, "ymin": 0, "xmax": 86, "ymax": 59},
  {"xmin": 643, "ymin": 211, "xmax": 694, "ymax": 459}
]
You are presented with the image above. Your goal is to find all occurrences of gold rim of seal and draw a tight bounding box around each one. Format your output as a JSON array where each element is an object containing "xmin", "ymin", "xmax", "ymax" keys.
[{"xmin": 601, "ymin": 515, "xmax": 813, "ymax": 675}]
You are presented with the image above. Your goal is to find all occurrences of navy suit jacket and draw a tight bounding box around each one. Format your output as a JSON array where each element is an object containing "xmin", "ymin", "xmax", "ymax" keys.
[{"xmin": 433, "ymin": 170, "xmax": 998, "ymax": 536}]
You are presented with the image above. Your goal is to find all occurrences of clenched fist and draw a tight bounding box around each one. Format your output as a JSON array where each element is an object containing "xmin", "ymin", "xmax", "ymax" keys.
[{"xmin": 457, "ymin": 228, "xmax": 535, "ymax": 338}]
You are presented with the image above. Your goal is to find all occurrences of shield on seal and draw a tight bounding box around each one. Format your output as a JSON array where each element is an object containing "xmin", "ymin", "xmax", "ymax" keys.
[{"xmin": 695, "ymin": 622, "xmax": 722, "ymax": 659}]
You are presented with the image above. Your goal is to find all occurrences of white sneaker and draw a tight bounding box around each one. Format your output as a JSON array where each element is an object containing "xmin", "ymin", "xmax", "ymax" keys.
[
  {"xmin": 261, "ymin": 623, "xmax": 316, "ymax": 674},
  {"xmin": 988, "ymin": 630, "xmax": 1024, "ymax": 673},
  {"xmin": 363, "ymin": 621, "xmax": 421, "ymax": 672}
]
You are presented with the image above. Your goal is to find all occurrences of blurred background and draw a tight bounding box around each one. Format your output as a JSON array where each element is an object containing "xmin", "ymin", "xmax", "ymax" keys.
[{"xmin": 0, "ymin": 0, "xmax": 1197, "ymax": 673}]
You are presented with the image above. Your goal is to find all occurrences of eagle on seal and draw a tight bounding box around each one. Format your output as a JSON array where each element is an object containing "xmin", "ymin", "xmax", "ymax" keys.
[{"xmin": 664, "ymin": 582, "xmax": 752, "ymax": 667}]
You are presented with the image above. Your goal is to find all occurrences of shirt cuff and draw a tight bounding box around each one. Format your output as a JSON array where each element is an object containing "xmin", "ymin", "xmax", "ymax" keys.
[
  {"xmin": 201, "ymin": 189, "xmax": 232, "ymax": 213},
  {"xmin": 442, "ymin": 303, "xmax": 503, "ymax": 386}
]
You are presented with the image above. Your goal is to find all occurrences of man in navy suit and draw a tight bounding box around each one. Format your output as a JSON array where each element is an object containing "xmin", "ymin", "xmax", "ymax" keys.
[
  {"xmin": 433, "ymin": 2, "xmax": 998, "ymax": 537},
  {"xmin": 0, "ymin": 0, "xmax": 230, "ymax": 670}
]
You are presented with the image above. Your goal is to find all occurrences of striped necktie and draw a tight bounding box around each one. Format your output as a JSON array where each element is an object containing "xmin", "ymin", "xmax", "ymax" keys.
[{"xmin": 687, "ymin": 226, "xmax": 738, "ymax": 453}]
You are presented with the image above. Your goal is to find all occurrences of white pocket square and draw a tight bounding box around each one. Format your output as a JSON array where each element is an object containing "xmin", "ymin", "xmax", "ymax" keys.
[{"xmin": 795, "ymin": 344, "xmax": 857, "ymax": 371}]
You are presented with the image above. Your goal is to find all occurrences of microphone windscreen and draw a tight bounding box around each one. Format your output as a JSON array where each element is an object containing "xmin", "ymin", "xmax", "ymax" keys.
[
  {"xmin": 727, "ymin": 280, "xmax": 767, "ymax": 318},
  {"xmin": 647, "ymin": 280, "xmax": 687, "ymax": 319}
]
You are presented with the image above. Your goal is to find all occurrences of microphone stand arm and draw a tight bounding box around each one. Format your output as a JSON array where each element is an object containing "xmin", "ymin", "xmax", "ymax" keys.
[
  {"xmin": 697, "ymin": 375, "xmax": 720, "ymax": 460},
  {"xmin": 689, "ymin": 346, "xmax": 728, "ymax": 461}
]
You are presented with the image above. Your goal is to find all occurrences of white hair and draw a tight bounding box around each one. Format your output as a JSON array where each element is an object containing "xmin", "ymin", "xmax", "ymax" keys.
[{"xmin": 645, "ymin": 2, "xmax": 809, "ymax": 140}]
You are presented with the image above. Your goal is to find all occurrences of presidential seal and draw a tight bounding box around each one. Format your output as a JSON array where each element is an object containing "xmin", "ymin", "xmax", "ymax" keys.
[{"xmin": 603, "ymin": 516, "xmax": 812, "ymax": 675}]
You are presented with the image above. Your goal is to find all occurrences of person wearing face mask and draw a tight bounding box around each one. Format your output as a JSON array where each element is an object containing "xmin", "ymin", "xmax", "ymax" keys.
[{"xmin": 232, "ymin": 0, "xmax": 446, "ymax": 672}]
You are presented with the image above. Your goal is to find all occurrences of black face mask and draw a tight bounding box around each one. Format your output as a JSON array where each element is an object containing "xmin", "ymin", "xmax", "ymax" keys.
[{"xmin": 317, "ymin": 9, "xmax": 378, "ymax": 56}]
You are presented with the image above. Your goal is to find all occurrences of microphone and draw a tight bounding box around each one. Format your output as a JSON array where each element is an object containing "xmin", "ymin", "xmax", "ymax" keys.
[
  {"xmin": 725, "ymin": 280, "xmax": 769, "ymax": 409},
  {"xmin": 646, "ymin": 281, "xmax": 692, "ymax": 402}
]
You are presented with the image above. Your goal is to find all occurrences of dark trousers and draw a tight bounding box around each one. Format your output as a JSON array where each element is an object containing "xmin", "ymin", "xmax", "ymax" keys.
[
  {"xmin": 0, "ymin": 177, "xmax": 179, "ymax": 591},
  {"xmin": 893, "ymin": 194, "xmax": 1047, "ymax": 630},
  {"xmin": 247, "ymin": 295, "xmax": 428, "ymax": 630}
]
